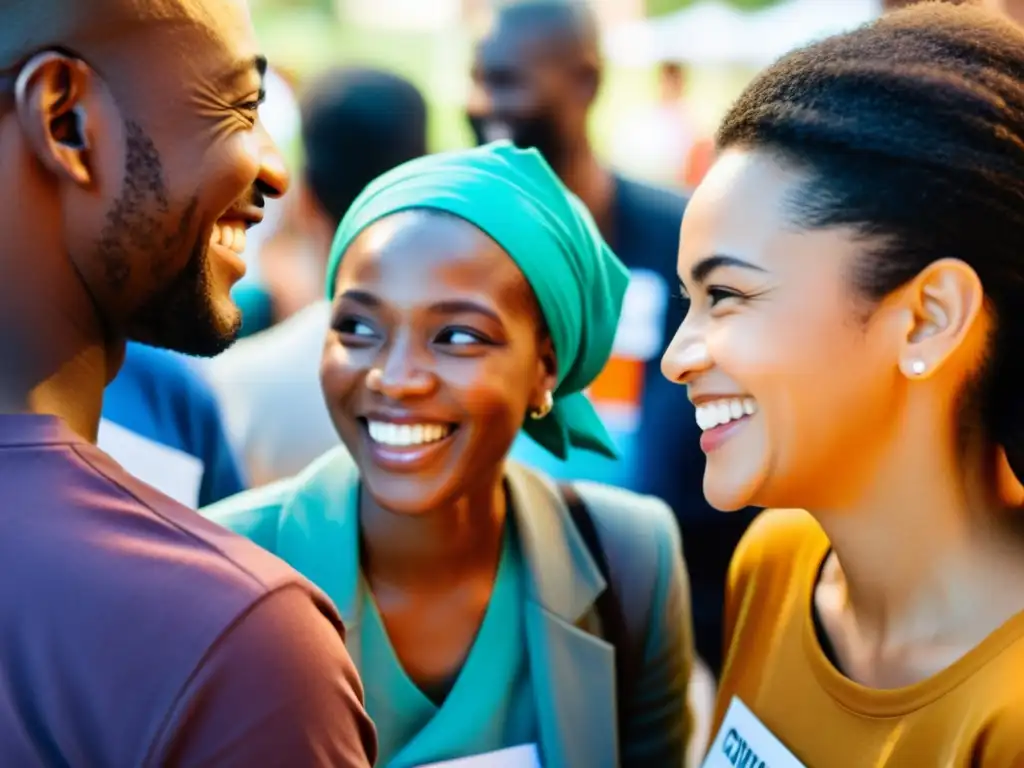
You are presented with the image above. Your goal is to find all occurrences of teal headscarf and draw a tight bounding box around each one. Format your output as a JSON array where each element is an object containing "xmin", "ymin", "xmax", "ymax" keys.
[{"xmin": 325, "ymin": 141, "xmax": 630, "ymax": 460}]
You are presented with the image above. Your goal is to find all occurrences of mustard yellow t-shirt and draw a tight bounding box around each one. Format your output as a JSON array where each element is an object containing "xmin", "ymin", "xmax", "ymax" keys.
[{"xmin": 710, "ymin": 509, "xmax": 1024, "ymax": 767}]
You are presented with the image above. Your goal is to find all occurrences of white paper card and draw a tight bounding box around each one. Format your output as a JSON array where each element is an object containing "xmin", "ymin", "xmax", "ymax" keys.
[
  {"xmin": 418, "ymin": 744, "xmax": 542, "ymax": 768},
  {"xmin": 702, "ymin": 697, "xmax": 807, "ymax": 768},
  {"xmin": 97, "ymin": 419, "xmax": 204, "ymax": 509}
]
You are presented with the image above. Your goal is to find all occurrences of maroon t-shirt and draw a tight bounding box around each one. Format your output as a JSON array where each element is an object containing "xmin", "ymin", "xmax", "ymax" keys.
[{"xmin": 0, "ymin": 415, "xmax": 377, "ymax": 766}]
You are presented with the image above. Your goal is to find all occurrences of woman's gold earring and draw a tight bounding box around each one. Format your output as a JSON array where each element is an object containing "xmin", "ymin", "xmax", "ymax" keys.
[{"xmin": 530, "ymin": 390, "xmax": 554, "ymax": 420}]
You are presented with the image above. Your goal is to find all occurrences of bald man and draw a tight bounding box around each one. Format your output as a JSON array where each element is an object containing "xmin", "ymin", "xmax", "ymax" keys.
[
  {"xmin": 470, "ymin": 0, "xmax": 759, "ymax": 679},
  {"xmin": 0, "ymin": 1, "xmax": 375, "ymax": 764}
]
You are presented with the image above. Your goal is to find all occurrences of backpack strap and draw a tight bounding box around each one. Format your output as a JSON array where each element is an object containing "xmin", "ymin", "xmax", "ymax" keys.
[{"xmin": 559, "ymin": 482, "xmax": 635, "ymax": 739}]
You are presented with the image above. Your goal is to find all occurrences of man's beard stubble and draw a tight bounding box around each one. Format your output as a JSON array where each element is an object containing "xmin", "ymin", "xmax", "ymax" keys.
[{"xmin": 97, "ymin": 120, "xmax": 240, "ymax": 357}]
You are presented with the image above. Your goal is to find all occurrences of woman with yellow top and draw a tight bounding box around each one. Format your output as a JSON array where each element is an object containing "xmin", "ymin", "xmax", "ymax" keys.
[{"xmin": 661, "ymin": 3, "xmax": 1024, "ymax": 766}]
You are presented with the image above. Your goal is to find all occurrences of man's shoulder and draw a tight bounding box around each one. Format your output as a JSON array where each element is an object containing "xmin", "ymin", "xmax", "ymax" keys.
[
  {"xmin": 26, "ymin": 439, "xmax": 318, "ymax": 610},
  {"xmin": 0, "ymin": 441, "xmax": 337, "ymax": 763}
]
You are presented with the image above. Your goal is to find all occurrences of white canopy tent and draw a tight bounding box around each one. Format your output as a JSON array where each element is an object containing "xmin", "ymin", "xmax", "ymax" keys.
[{"xmin": 604, "ymin": 0, "xmax": 881, "ymax": 67}]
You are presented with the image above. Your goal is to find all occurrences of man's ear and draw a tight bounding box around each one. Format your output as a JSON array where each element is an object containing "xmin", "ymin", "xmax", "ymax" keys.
[{"xmin": 15, "ymin": 51, "xmax": 97, "ymax": 187}]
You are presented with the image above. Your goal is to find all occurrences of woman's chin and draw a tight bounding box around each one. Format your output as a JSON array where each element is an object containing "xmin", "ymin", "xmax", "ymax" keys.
[
  {"xmin": 362, "ymin": 474, "xmax": 455, "ymax": 517},
  {"xmin": 366, "ymin": 486, "xmax": 437, "ymax": 517},
  {"xmin": 703, "ymin": 469, "xmax": 764, "ymax": 512}
]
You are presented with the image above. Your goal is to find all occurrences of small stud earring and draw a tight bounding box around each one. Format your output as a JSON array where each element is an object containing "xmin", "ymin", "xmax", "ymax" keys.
[
  {"xmin": 530, "ymin": 390, "xmax": 554, "ymax": 420},
  {"xmin": 908, "ymin": 359, "xmax": 927, "ymax": 377}
]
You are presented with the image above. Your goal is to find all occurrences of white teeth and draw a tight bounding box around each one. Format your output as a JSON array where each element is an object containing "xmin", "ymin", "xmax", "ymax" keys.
[
  {"xmin": 210, "ymin": 222, "xmax": 247, "ymax": 255},
  {"xmin": 695, "ymin": 397, "xmax": 757, "ymax": 432},
  {"xmin": 367, "ymin": 421, "xmax": 452, "ymax": 447},
  {"xmin": 716, "ymin": 402, "xmax": 731, "ymax": 424}
]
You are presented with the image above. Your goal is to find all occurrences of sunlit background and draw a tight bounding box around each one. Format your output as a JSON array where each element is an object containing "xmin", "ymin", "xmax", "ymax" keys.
[{"xmin": 251, "ymin": 0, "xmax": 882, "ymax": 176}]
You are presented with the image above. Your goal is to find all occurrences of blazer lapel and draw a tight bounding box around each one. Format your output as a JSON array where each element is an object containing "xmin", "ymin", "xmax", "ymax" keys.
[
  {"xmin": 506, "ymin": 463, "xmax": 619, "ymax": 768},
  {"xmin": 276, "ymin": 448, "xmax": 365, "ymax": 667}
]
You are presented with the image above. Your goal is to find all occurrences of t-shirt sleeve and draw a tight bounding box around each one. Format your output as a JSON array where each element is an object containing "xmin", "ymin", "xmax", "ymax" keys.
[
  {"xmin": 150, "ymin": 585, "xmax": 378, "ymax": 768},
  {"xmin": 722, "ymin": 513, "xmax": 766, "ymax": 658}
]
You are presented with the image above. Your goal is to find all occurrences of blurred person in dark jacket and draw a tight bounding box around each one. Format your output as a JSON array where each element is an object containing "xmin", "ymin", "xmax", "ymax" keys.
[
  {"xmin": 468, "ymin": 0, "xmax": 759, "ymax": 678},
  {"xmin": 208, "ymin": 68, "xmax": 429, "ymax": 487}
]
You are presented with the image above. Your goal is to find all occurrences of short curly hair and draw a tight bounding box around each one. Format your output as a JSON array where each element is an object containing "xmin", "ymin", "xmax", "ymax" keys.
[{"xmin": 717, "ymin": 1, "xmax": 1024, "ymax": 480}]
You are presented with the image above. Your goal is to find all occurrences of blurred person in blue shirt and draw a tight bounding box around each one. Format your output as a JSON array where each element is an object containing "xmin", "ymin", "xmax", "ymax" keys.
[
  {"xmin": 468, "ymin": 0, "xmax": 759, "ymax": 677},
  {"xmin": 101, "ymin": 343, "xmax": 245, "ymax": 508}
]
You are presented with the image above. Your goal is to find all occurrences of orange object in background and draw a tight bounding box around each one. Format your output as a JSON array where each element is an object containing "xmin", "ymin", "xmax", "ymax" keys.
[
  {"xmin": 682, "ymin": 137, "xmax": 716, "ymax": 190},
  {"xmin": 588, "ymin": 355, "xmax": 645, "ymax": 409}
]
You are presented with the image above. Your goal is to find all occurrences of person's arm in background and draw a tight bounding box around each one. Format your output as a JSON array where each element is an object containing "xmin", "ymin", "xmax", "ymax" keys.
[{"xmin": 149, "ymin": 585, "xmax": 377, "ymax": 768}]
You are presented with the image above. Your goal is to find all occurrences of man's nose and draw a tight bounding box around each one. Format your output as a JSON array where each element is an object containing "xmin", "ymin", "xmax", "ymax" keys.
[{"xmin": 254, "ymin": 122, "xmax": 290, "ymax": 201}]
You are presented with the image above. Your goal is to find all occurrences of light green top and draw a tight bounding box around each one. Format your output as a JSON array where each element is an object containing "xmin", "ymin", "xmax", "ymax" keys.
[
  {"xmin": 202, "ymin": 450, "xmax": 694, "ymax": 768},
  {"xmin": 365, "ymin": 525, "xmax": 537, "ymax": 767}
]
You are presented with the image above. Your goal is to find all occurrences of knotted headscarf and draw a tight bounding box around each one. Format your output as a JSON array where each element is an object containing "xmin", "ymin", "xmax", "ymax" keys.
[{"xmin": 325, "ymin": 141, "xmax": 629, "ymax": 460}]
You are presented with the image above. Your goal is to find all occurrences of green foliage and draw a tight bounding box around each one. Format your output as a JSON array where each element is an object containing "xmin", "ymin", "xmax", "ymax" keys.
[{"xmin": 646, "ymin": 0, "xmax": 787, "ymax": 16}]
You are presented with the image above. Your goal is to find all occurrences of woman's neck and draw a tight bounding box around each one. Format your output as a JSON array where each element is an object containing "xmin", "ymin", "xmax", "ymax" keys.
[
  {"xmin": 359, "ymin": 473, "xmax": 508, "ymax": 589},
  {"xmin": 814, "ymin": 421, "xmax": 1024, "ymax": 651}
]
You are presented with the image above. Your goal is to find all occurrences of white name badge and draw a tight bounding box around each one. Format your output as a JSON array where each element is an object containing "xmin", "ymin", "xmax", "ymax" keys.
[
  {"xmin": 702, "ymin": 697, "xmax": 807, "ymax": 768},
  {"xmin": 419, "ymin": 744, "xmax": 542, "ymax": 768}
]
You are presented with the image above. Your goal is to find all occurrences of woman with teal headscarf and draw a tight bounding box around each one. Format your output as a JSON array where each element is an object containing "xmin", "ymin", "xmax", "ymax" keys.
[{"xmin": 204, "ymin": 142, "xmax": 694, "ymax": 768}]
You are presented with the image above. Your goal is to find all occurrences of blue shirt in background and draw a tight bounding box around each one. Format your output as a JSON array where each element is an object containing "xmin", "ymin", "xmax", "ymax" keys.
[{"xmin": 102, "ymin": 342, "xmax": 246, "ymax": 507}]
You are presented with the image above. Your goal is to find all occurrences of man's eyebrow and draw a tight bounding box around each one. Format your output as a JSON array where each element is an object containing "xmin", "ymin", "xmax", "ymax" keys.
[{"xmin": 689, "ymin": 254, "xmax": 767, "ymax": 285}]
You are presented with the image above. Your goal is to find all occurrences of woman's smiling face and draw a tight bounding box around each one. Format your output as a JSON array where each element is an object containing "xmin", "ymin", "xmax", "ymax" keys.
[
  {"xmin": 321, "ymin": 209, "xmax": 556, "ymax": 515},
  {"xmin": 662, "ymin": 149, "xmax": 906, "ymax": 512}
]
